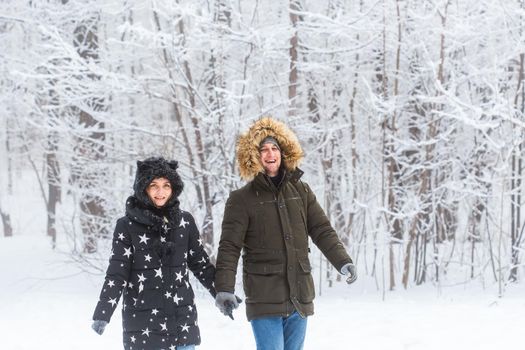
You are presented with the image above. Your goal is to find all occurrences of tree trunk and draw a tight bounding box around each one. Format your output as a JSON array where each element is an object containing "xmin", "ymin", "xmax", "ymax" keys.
[
  {"xmin": 71, "ymin": 11, "xmax": 106, "ymax": 253},
  {"xmin": 152, "ymin": 7, "xmax": 216, "ymax": 251},
  {"xmin": 43, "ymin": 71, "xmax": 62, "ymax": 248},
  {"xmin": 45, "ymin": 131, "xmax": 61, "ymax": 247},
  {"xmin": 177, "ymin": 19, "xmax": 215, "ymax": 252},
  {"xmin": 347, "ymin": 0, "xmax": 364, "ymax": 237},
  {"xmin": 0, "ymin": 202, "xmax": 13, "ymax": 237},
  {"xmin": 509, "ymin": 51, "xmax": 524, "ymax": 282},
  {"xmin": 288, "ymin": 0, "xmax": 301, "ymax": 117},
  {"xmin": 5, "ymin": 119, "xmax": 13, "ymax": 195},
  {"xmin": 197, "ymin": 0, "xmax": 235, "ymax": 254},
  {"xmin": 384, "ymin": 0, "xmax": 404, "ymax": 290},
  {"xmin": 150, "ymin": 11, "xmax": 206, "ymax": 221}
]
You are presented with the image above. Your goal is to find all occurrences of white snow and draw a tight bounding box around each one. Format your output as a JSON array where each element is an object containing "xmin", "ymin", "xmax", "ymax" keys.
[{"xmin": 0, "ymin": 235, "xmax": 523, "ymax": 350}]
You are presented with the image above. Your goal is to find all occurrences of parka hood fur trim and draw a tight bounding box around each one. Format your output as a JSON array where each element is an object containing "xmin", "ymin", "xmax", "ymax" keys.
[{"xmin": 237, "ymin": 117, "xmax": 304, "ymax": 181}]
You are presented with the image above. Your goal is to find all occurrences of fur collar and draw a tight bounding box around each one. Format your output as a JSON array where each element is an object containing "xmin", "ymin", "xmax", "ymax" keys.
[{"xmin": 125, "ymin": 196, "xmax": 179, "ymax": 228}]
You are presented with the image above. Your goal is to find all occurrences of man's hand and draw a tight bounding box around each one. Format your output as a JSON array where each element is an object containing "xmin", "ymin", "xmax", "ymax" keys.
[
  {"xmin": 91, "ymin": 320, "xmax": 108, "ymax": 335},
  {"xmin": 215, "ymin": 292, "xmax": 243, "ymax": 319},
  {"xmin": 341, "ymin": 263, "xmax": 357, "ymax": 284}
]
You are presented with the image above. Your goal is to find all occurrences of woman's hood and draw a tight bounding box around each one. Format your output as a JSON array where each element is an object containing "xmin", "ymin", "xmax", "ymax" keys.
[{"xmin": 133, "ymin": 157, "xmax": 183, "ymax": 209}]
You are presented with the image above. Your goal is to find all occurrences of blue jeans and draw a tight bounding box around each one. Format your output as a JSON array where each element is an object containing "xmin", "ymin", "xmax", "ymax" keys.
[
  {"xmin": 250, "ymin": 311, "xmax": 308, "ymax": 350},
  {"xmin": 177, "ymin": 346, "xmax": 195, "ymax": 350}
]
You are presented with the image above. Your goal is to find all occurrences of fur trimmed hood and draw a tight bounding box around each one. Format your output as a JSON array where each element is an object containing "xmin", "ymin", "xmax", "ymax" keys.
[
  {"xmin": 237, "ymin": 117, "xmax": 304, "ymax": 181},
  {"xmin": 133, "ymin": 157, "xmax": 183, "ymax": 209}
]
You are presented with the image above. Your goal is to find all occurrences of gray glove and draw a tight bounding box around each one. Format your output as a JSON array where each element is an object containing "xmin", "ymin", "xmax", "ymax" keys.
[
  {"xmin": 341, "ymin": 263, "xmax": 357, "ymax": 284},
  {"xmin": 215, "ymin": 292, "xmax": 242, "ymax": 319},
  {"xmin": 91, "ymin": 320, "xmax": 108, "ymax": 335}
]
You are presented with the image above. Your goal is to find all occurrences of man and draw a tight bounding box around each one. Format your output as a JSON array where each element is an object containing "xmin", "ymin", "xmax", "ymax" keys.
[{"xmin": 214, "ymin": 117, "xmax": 356, "ymax": 350}]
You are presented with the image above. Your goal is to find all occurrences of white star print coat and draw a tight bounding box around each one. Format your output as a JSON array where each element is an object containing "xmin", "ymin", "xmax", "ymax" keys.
[{"xmin": 93, "ymin": 196, "xmax": 216, "ymax": 350}]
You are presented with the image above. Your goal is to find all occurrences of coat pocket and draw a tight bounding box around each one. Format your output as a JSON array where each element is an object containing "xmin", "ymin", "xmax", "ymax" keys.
[
  {"xmin": 243, "ymin": 263, "xmax": 288, "ymax": 303},
  {"xmin": 297, "ymin": 258, "xmax": 315, "ymax": 303}
]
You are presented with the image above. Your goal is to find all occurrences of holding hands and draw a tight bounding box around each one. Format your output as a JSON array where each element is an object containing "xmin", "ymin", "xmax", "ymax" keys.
[{"xmin": 215, "ymin": 292, "xmax": 243, "ymax": 320}]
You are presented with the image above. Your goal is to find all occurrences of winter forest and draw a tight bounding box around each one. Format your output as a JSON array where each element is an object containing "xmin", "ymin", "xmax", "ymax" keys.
[{"xmin": 1, "ymin": 0, "xmax": 524, "ymax": 297}]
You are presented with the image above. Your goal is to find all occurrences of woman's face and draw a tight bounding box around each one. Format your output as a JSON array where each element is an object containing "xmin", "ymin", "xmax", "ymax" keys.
[{"xmin": 146, "ymin": 177, "xmax": 172, "ymax": 208}]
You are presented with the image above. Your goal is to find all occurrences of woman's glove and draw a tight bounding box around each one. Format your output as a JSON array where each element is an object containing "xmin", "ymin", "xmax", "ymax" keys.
[{"xmin": 91, "ymin": 320, "xmax": 108, "ymax": 335}]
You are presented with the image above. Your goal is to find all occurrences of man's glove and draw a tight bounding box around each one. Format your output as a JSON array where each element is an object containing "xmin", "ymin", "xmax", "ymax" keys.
[
  {"xmin": 91, "ymin": 320, "xmax": 108, "ymax": 335},
  {"xmin": 215, "ymin": 292, "xmax": 242, "ymax": 320},
  {"xmin": 340, "ymin": 263, "xmax": 357, "ymax": 284}
]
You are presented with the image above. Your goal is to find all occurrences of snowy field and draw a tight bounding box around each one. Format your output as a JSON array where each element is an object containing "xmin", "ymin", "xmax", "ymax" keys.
[{"xmin": 1, "ymin": 235, "xmax": 524, "ymax": 350}]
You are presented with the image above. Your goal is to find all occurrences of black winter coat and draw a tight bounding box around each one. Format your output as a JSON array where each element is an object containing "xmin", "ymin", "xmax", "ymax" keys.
[{"xmin": 93, "ymin": 196, "xmax": 216, "ymax": 350}]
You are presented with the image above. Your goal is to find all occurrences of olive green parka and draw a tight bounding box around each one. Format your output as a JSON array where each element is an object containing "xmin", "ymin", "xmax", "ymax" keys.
[{"xmin": 215, "ymin": 117, "xmax": 353, "ymax": 321}]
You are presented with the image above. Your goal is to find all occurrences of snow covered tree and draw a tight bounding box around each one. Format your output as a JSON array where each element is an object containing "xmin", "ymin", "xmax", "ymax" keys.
[{"xmin": 1, "ymin": 0, "xmax": 524, "ymax": 288}]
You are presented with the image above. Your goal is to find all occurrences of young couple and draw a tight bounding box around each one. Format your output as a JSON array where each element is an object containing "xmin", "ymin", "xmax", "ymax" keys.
[{"xmin": 92, "ymin": 117, "xmax": 357, "ymax": 350}]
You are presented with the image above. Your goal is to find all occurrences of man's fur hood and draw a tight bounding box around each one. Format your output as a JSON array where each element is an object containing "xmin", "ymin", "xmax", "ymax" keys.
[
  {"xmin": 237, "ymin": 117, "xmax": 304, "ymax": 181},
  {"xmin": 133, "ymin": 157, "xmax": 183, "ymax": 209}
]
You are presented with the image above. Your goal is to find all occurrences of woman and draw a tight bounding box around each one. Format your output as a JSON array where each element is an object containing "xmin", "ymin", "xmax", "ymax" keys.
[{"xmin": 91, "ymin": 157, "xmax": 216, "ymax": 350}]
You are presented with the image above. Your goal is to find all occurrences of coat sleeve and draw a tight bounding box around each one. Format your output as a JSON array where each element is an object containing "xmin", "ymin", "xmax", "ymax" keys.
[
  {"xmin": 215, "ymin": 190, "xmax": 249, "ymax": 293},
  {"xmin": 301, "ymin": 181, "xmax": 353, "ymax": 271},
  {"xmin": 92, "ymin": 218, "xmax": 133, "ymax": 322},
  {"xmin": 186, "ymin": 213, "xmax": 217, "ymax": 298}
]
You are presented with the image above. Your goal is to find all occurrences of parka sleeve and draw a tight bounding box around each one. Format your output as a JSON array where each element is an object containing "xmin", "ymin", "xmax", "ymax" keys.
[
  {"xmin": 215, "ymin": 190, "xmax": 249, "ymax": 293},
  {"xmin": 92, "ymin": 218, "xmax": 133, "ymax": 322},
  {"xmin": 186, "ymin": 213, "xmax": 217, "ymax": 298},
  {"xmin": 301, "ymin": 181, "xmax": 353, "ymax": 271}
]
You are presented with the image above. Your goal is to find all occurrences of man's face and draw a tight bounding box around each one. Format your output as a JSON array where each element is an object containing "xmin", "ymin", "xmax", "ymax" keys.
[
  {"xmin": 259, "ymin": 142, "xmax": 281, "ymax": 177},
  {"xmin": 146, "ymin": 177, "xmax": 173, "ymax": 208}
]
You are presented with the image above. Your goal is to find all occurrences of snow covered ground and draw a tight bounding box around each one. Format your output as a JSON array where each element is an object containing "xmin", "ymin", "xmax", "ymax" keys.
[{"xmin": 1, "ymin": 235, "xmax": 523, "ymax": 350}]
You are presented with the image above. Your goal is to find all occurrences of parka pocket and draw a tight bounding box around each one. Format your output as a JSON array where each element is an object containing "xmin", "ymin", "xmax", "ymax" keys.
[
  {"xmin": 253, "ymin": 206, "xmax": 267, "ymax": 247},
  {"xmin": 297, "ymin": 258, "xmax": 315, "ymax": 303},
  {"xmin": 243, "ymin": 263, "xmax": 288, "ymax": 303}
]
